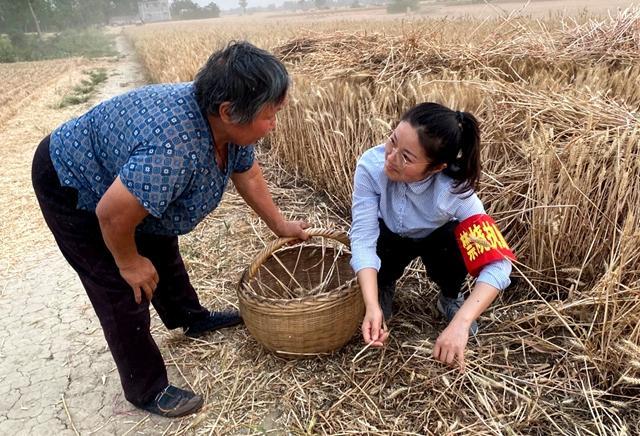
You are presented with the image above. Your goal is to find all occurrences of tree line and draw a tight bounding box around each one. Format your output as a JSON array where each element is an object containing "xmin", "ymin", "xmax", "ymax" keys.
[
  {"xmin": 0, "ymin": 1, "xmax": 142, "ymax": 35},
  {"xmin": 0, "ymin": 1, "xmax": 221, "ymax": 36}
]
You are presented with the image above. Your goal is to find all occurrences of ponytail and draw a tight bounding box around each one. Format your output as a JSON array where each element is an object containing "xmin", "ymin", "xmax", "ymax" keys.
[
  {"xmin": 444, "ymin": 110, "xmax": 481, "ymax": 194},
  {"xmin": 401, "ymin": 102, "xmax": 482, "ymax": 195}
]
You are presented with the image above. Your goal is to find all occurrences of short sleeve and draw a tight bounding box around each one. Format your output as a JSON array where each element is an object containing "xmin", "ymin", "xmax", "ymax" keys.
[
  {"xmin": 233, "ymin": 145, "xmax": 255, "ymax": 173},
  {"xmin": 119, "ymin": 149, "xmax": 195, "ymax": 218}
]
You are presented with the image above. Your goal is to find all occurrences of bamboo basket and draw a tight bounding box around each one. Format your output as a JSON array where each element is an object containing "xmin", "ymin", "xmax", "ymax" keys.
[{"xmin": 238, "ymin": 229, "xmax": 364, "ymax": 357}]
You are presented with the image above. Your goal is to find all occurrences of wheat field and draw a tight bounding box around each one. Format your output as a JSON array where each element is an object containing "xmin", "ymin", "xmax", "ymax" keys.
[{"xmin": 125, "ymin": 7, "xmax": 640, "ymax": 435}]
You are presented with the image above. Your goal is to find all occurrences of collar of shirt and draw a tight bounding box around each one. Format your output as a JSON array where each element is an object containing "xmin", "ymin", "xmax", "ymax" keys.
[{"xmin": 407, "ymin": 173, "xmax": 435, "ymax": 194}]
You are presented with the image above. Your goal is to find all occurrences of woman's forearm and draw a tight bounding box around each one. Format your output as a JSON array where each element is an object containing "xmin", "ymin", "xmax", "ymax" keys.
[
  {"xmin": 232, "ymin": 163, "xmax": 284, "ymax": 233},
  {"xmin": 451, "ymin": 281, "xmax": 499, "ymax": 327},
  {"xmin": 97, "ymin": 213, "xmax": 139, "ymax": 266},
  {"xmin": 95, "ymin": 177, "xmax": 149, "ymax": 267},
  {"xmin": 357, "ymin": 268, "xmax": 380, "ymax": 310}
]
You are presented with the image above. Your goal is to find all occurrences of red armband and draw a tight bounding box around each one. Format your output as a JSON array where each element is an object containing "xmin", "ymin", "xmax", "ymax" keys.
[{"xmin": 455, "ymin": 214, "xmax": 515, "ymax": 277}]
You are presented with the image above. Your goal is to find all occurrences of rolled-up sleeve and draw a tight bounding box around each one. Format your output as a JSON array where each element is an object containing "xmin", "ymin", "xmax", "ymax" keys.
[
  {"xmin": 477, "ymin": 261, "xmax": 512, "ymax": 290},
  {"xmin": 349, "ymin": 158, "xmax": 381, "ymax": 273}
]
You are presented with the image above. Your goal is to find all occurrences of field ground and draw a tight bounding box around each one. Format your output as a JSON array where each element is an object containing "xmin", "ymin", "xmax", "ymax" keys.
[
  {"xmin": 0, "ymin": 30, "xmax": 347, "ymax": 435},
  {"xmin": 187, "ymin": 0, "xmax": 637, "ymax": 23}
]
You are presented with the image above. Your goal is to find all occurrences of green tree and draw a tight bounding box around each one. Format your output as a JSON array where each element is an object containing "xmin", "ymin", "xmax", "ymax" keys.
[
  {"xmin": 110, "ymin": 0, "xmax": 139, "ymax": 16},
  {"xmin": 203, "ymin": 2, "xmax": 221, "ymax": 18},
  {"xmin": 239, "ymin": 0, "xmax": 248, "ymax": 14},
  {"xmin": 171, "ymin": 0, "xmax": 219, "ymax": 20},
  {"xmin": 170, "ymin": 0, "xmax": 199, "ymax": 18},
  {"xmin": 0, "ymin": 0, "xmax": 51, "ymax": 34},
  {"xmin": 48, "ymin": 0, "xmax": 111, "ymax": 29},
  {"xmin": 0, "ymin": 0, "xmax": 138, "ymax": 33},
  {"xmin": 27, "ymin": 0, "xmax": 43, "ymax": 37}
]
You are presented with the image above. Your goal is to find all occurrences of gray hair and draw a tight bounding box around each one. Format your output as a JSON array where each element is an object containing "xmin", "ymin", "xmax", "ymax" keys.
[{"xmin": 194, "ymin": 41, "xmax": 289, "ymax": 124}]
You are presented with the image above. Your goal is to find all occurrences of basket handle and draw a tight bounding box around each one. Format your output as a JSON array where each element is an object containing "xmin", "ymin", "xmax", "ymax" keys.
[{"xmin": 240, "ymin": 228, "xmax": 350, "ymax": 286}]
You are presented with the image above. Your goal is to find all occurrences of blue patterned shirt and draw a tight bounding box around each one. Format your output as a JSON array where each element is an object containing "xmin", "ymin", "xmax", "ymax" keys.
[
  {"xmin": 49, "ymin": 82, "xmax": 255, "ymax": 236},
  {"xmin": 350, "ymin": 144, "xmax": 512, "ymax": 291}
]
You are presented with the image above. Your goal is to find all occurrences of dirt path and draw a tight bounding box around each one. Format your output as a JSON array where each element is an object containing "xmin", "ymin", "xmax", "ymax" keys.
[
  {"xmin": 0, "ymin": 29, "xmax": 347, "ymax": 435},
  {"xmin": 0, "ymin": 31, "xmax": 177, "ymax": 435}
]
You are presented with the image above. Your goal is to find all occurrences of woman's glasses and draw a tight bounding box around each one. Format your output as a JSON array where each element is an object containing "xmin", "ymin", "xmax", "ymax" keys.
[{"xmin": 385, "ymin": 135, "xmax": 429, "ymax": 168}]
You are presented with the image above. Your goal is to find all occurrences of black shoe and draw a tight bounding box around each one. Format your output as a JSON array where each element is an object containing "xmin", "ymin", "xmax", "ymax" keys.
[
  {"xmin": 183, "ymin": 310, "xmax": 243, "ymax": 338},
  {"xmin": 378, "ymin": 284, "xmax": 395, "ymax": 321},
  {"xmin": 142, "ymin": 385, "xmax": 203, "ymax": 418}
]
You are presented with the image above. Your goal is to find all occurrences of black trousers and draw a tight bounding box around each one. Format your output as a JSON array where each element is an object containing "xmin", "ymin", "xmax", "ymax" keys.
[
  {"xmin": 31, "ymin": 136, "xmax": 209, "ymax": 406},
  {"xmin": 376, "ymin": 219, "xmax": 468, "ymax": 299}
]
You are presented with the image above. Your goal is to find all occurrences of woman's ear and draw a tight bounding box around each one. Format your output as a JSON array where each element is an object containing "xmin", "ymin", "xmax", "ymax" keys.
[
  {"xmin": 219, "ymin": 102, "xmax": 233, "ymax": 124},
  {"xmin": 434, "ymin": 163, "xmax": 447, "ymax": 173},
  {"xmin": 424, "ymin": 162, "xmax": 447, "ymax": 178}
]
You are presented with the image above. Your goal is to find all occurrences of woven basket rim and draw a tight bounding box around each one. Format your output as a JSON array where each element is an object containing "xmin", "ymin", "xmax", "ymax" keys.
[
  {"xmin": 239, "ymin": 276, "xmax": 358, "ymax": 306},
  {"xmin": 238, "ymin": 228, "xmax": 357, "ymax": 306}
]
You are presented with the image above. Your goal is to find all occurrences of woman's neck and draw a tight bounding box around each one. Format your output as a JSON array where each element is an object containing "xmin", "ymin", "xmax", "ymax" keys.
[{"xmin": 207, "ymin": 114, "xmax": 230, "ymax": 150}]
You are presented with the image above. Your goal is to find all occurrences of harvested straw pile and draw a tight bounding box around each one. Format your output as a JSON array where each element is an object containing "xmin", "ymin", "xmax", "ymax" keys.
[
  {"xmin": 263, "ymin": 14, "xmax": 640, "ymax": 433},
  {"xmin": 275, "ymin": 8, "xmax": 640, "ymax": 96},
  {"xmin": 559, "ymin": 7, "xmax": 640, "ymax": 62}
]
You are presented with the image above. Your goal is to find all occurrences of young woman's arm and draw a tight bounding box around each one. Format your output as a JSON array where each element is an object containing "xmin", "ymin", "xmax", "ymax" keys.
[
  {"xmin": 433, "ymin": 282, "xmax": 498, "ymax": 372},
  {"xmin": 434, "ymin": 192, "xmax": 512, "ymax": 371},
  {"xmin": 357, "ymin": 268, "xmax": 388, "ymax": 346},
  {"xmin": 350, "ymin": 152, "xmax": 387, "ymax": 346}
]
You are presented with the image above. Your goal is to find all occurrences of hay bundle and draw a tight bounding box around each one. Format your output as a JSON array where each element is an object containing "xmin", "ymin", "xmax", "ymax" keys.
[
  {"xmin": 559, "ymin": 7, "xmax": 640, "ymax": 61},
  {"xmin": 274, "ymin": 7, "xmax": 640, "ymax": 85}
]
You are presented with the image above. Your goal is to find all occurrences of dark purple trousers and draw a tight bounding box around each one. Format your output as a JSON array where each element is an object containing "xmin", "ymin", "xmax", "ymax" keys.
[{"xmin": 31, "ymin": 135, "xmax": 209, "ymax": 406}]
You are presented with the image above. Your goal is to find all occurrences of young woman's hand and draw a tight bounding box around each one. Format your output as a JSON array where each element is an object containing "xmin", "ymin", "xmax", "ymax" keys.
[
  {"xmin": 362, "ymin": 306, "xmax": 389, "ymax": 347},
  {"xmin": 118, "ymin": 255, "xmax": 159, "ymax": 304},
  {"xmin": 433, "ymin": 319, "xmax": 470, "ymax": 372}
]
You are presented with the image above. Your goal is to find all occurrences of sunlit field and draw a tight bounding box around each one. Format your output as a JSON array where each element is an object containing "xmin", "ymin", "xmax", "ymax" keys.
[{"xmin": 125, "ymin": 7, "xmax": 640, "ymax": 434}]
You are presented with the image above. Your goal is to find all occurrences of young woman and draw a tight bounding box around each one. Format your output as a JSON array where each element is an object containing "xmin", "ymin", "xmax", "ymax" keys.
[{"xmin": 349, "ymin": 102, "xmax": 514, "ymax": 372}]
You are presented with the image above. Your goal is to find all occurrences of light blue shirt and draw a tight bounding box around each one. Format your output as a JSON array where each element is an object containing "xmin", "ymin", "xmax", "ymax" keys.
[{"xmin": 349, "ymin": 144, "xmax": 512, "ymax": 291}]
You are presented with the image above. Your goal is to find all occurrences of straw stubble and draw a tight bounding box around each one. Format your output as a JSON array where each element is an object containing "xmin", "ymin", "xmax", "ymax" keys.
[{"xmin": 125, "ymin": 9, "xmax": 640, "ymax": 434}]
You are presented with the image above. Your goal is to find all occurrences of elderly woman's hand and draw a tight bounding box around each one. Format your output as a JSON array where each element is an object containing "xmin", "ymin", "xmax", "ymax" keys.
[
  {"xmin": 118, "ymin": 254, "xmax": 159, "ymax": 304},
  {"xmin": 274, "ymin": 220, "xmax": 310, "ymax": 240}
]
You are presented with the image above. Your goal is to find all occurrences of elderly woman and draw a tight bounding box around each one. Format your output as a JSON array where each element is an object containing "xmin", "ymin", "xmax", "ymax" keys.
[{"xmin": 31, "ymin": 41, "xmax": 308, "ymax": 417}]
